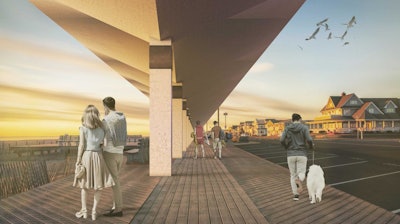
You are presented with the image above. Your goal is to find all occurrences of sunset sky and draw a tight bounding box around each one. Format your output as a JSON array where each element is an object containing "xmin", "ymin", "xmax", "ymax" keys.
[{"xmin": 1, "ymin": 0, "xmax": 400, "ymax": 139}]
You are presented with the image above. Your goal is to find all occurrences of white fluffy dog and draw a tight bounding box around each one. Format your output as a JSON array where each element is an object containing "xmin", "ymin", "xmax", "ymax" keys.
[{"xmin": 306, "ymin": 164, "xmax": 325, "ymax": 204}]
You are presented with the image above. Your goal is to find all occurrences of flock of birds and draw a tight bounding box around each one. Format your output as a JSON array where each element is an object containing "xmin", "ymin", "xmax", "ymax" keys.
[{"xmin": 301, "ymin": 16, "xmax": 357, "ymax": 48}]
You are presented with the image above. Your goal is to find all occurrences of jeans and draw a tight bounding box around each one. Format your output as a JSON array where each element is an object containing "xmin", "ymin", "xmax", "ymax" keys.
[{"xmin": 287, "ymin": 156, "xmax": 307, "ymax": 195}]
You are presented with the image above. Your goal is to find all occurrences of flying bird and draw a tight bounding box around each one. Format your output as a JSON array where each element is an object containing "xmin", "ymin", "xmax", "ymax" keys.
[
  {"xmin": 343, "ymin": 16, "xmax": 356, "ymax": 29},
  {"xmin": 324, "ymin": 23, "xmax": 330, "ymax": 31},
  {"xmin": 297, "ymin": 45, "xmax": 303, "ymax": 50},
  {"xmin": 343, "ymin": 42, "xmax": 350, "ymax": 46},
  {"xmin": 327, "ymin": 32, "xmax": 332, "ymax": 39},
  {"xmin": 306, "ymin": 27, "xmax": 320, "ymax": 40},
  {"xmin": 316, "ymin": 18, "xmax": 329, "ymax": 26},
  {"xmin": 336, "ymin": 30, "xmax": 347, "ymax": 41}
]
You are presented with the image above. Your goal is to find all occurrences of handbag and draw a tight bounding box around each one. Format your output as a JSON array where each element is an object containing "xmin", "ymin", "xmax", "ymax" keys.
[{"xmin": 75, "ymin": 164, "xmax": 86, "ymax": 179}]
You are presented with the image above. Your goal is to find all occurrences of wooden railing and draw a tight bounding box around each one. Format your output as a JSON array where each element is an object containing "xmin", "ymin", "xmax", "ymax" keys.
[
  {"xmin": 0, "ymin": 135, "xmax": 145, "ymax": 198},
  {"xmin": 0, "ymin": 139, "xmax": 58, "ymax": 153},
  {"xmin": 125, "ymin": 137, "xmax": 149, "ymax": 164},
  {"xmin": 0, "ymin": 160, "xmax": 49, "ymax": 199},
  {"xmin": 10, "ymin": 145, "xmax": 76, "ymax": 157}
]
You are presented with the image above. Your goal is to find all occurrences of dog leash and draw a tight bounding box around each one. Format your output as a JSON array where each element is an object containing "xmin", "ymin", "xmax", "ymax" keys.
[
  {"xmin": 311, "ymin": 144, "xmax": 315, "ymax": 165},
  {"xmin": 312, "ymin": 150, "xmax": 315, "ymax": 165}
]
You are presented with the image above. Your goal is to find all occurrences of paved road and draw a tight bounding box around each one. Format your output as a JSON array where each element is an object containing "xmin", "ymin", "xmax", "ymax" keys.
[{"xmin": 234, "ymin": 138, "xmax": 400, "ymax": 215}]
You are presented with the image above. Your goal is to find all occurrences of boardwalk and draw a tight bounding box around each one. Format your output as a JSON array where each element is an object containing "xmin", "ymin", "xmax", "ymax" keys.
[
  {"xmin": 1, "ymin": 143, "xmax": 399, "ymax": 223},
  {"xmin": 131, "ymin": 146, "xmax": 267, "ymax": 224},
  {"xmin": 0, "ymin": 160, "xmax": 160, "ymax": 224}
]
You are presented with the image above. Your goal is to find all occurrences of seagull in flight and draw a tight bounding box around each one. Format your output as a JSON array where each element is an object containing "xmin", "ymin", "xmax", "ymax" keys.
[
  {"xmin": 343, "ymin": 16, "xmax": 356, "ymax": 29},
  {"xmin": 316, "ymin": 18, "xmax": 328, "ymax": 26},
  {"xmin": 343, "ymin": 42, "xmax": 350, "ymax": 46},
  {"xmin": 306, "ymin": 27, "xmax": 320, "ymax": 40},
  {"xmin": 336, "ymin": 30, "xmax": 347, "ymax": 41},
  {"xmin": 297, "ymin": 45, "xmax": 303, "ymax": 50},
  {"xmin": 324, "ymin": 23, "xmax": 330, "ymax": 31},
  {"xmin": 327, "ymin": 32, "xmax": 332, "ymax": 39}
]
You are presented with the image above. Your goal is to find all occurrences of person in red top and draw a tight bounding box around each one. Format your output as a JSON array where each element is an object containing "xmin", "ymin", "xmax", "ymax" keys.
[{"xmin": 194, "ymin": 120, "xmax": 205, "ymax": 159}]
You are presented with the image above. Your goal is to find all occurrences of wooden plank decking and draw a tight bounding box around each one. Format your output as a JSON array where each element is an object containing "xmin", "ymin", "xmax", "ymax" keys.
[
  {"xmin": 0, "ymin": 158, "xmax": 160, "ymax": 224},
  {"xmin": 1, "ymin": 142, "xmax": 399, "ymax": 223},
  {"xmin": 131, "ymin": 144, "xmax": 268, "ymax": 224}
]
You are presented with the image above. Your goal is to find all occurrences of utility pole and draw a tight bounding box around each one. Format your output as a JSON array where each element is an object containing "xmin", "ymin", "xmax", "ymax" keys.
[
  {"xmin": 223, "ymin": 112, "xmax": 228, "ymax": 129},
  {"xmin": 217, "ymin": 108, "xmax": 220, "ymax": 124}
]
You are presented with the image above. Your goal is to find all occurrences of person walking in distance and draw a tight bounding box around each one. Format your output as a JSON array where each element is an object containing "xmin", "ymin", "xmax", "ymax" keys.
[
  {"xmin": 194, "ymin": 120, "xmax": 205, "ymax": 159},
  {"xmin": 211, "ymin": 121, "xmax": 223, "ymax": 159},
  {"xmin": 280, "ymin": 113, "xmax": 314, "ymax": 201},
  {"xmin": 102, "ymin": 97, "xmax": 127, "ymax": 217},
  {"xmin": 73, "ymin": 105, "xmax": 114, "ymax": 221}
]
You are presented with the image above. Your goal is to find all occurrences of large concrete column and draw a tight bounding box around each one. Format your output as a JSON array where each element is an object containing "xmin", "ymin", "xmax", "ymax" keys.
[
  {"xmin": 172, "ymin": 90, "xmax": 183, "ymax": 158},
  {"xmin": 186, "ymin": 114, "xmax": 193, "ymax": 148},
  {"xmin": 149, "ymin": 39, "xmax": 172, "ymax": 176},
  {"xmin": 182, "ymin": 108, "xmax": 188, "ymax": 151}
]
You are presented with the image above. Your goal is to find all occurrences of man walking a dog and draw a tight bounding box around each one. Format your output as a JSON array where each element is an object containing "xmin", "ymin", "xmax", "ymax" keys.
[{"xmin": 280, "ymin": 113, "xmax": 314, "ymax": 201}]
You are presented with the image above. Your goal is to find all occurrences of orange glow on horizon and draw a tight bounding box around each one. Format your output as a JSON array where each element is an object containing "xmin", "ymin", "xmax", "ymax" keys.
[{"xmin": 0, "ymin": 119, "xmax": 149, "ymax": 139}]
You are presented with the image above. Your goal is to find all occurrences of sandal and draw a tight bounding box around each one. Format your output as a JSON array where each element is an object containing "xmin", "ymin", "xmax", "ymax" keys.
[{"xmin": 92, "ymin": 211, "xmax": 97, "ymax": 221}]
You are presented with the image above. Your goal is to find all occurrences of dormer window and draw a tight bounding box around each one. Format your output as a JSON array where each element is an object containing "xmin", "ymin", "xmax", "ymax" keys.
[
  {"xmin": 350, "ymin": 100, "xmax": 358, "ymax": 105},
  {"xmin": 386, "ymin": 108, "xmax": 395, "ymax": 113}
]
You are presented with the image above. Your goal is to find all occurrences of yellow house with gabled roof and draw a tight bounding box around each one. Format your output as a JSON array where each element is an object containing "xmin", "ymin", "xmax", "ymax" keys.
[{"xmin": 308, "ymin": 92, "xmax": 400, "ymax": 133}]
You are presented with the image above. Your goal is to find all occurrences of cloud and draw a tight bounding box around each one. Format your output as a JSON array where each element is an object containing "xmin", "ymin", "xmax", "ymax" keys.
[
  {"xmin": 220, "ymin": 90, "xmax": 320, "ymax": 124},
  {"xmin": 0, "ymin": 84, "xmax": 149, "ymax": 137},
  {"xmin": 248, "ymin": 62, "xmax": 274, "ymax": 73},
  {"xmin": 0, "ymin": 29, "xmax": 150, "ymax": 138},
  {"xmin": 0, "ymin": 35, "xmax": 99, "ymax": 69}
]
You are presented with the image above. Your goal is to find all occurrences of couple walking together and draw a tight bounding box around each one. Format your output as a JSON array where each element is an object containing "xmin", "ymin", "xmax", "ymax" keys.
[
  {"xmin": 73, "ymin": 97, "xmax": 127, "ymax": 221},
  {"xmin": 194, "ymin": 120, "xmax": 224, "ymax": 160}
]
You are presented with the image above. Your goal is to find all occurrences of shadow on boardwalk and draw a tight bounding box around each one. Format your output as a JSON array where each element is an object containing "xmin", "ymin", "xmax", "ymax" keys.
[{"xmin": 1, "ymin": 142, "xmax": 399, "ymax": 224}]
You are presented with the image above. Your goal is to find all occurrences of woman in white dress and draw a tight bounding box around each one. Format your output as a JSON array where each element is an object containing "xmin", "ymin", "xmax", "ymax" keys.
[{"xmin": 73, "ymin": 105, "xmax": 115, "ymax": 220}]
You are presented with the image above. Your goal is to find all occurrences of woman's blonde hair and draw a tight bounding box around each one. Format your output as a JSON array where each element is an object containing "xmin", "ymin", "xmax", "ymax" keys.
[{"xmin": 81, "ymin": 105, "xmax": 103, "ymax": 129}]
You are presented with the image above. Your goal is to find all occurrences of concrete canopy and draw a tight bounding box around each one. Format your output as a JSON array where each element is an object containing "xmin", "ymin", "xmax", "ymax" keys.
[{"xmin": 30, "ymin": 0, "xmax": 304, "ymax": 127}]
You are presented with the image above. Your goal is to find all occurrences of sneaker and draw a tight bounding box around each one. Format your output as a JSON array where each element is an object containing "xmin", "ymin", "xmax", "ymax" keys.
[{"xmin": 293, "ymin": 194, "xmax": 299, "ymax": 201}]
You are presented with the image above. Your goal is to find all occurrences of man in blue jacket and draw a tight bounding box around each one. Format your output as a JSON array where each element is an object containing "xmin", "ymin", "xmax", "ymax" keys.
[{"xmin": 280, "ymin": 113, "xmax": 314, "ymax": 201}]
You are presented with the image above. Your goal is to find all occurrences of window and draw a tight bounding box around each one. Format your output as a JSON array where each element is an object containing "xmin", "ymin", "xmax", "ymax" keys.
[
  {"xmin": 386, "ymin": 108, "xmax": 395, "ymax": 113},
  {"xmin": 368, "ymin": 108, "xmax": 374, "ymax": 113},
  {"xmin": 343, "ymin": 109, "xmax": 351, "ymax": 116},
  {"xmin": 350, "ymin": 100, "xmax": 358, "ymax": 105}
]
